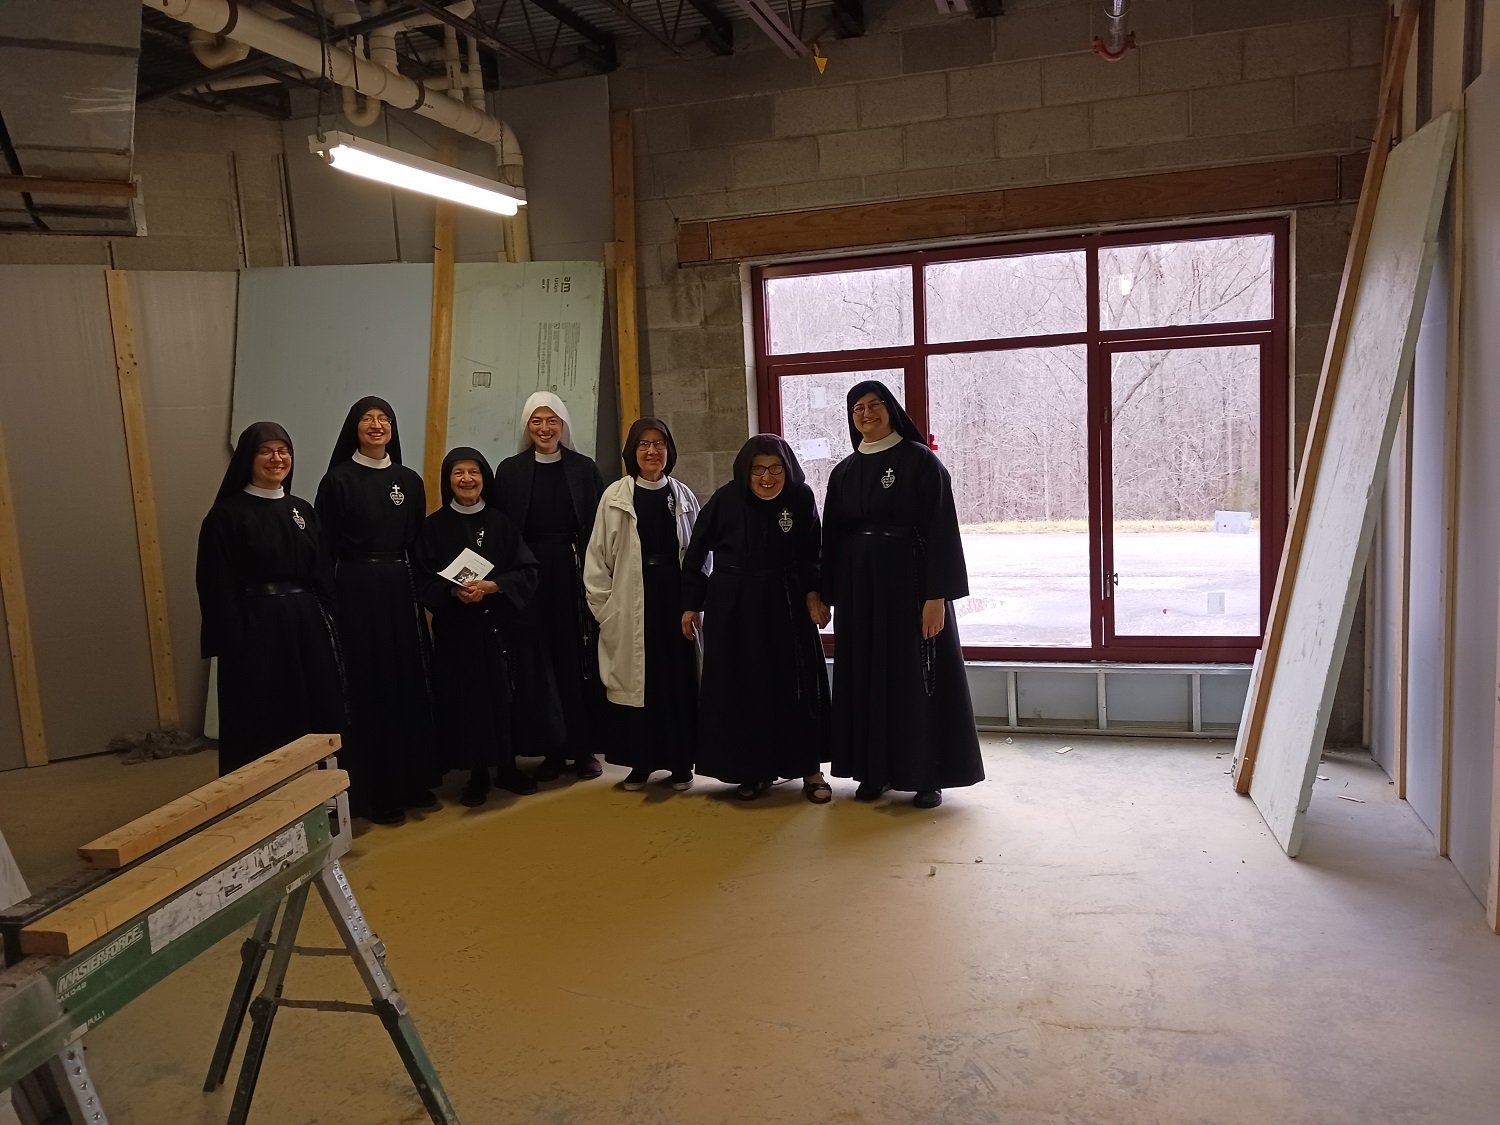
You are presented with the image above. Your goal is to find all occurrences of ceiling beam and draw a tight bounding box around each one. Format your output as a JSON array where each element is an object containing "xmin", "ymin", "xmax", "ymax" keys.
[
  {"xmin": 682, "ymin": 0, "xmax": 734, "ymax": 55},
  {"xmin": 591, "ymin": 0, "xmax": 683, "ymax": 55},
  {"xmin": 520, "ymin": 0, "xmax": 619, "ymax": 70},
  {"xmin": 405, "ymin": 0, "xmax": 558, "ymax": 76}
]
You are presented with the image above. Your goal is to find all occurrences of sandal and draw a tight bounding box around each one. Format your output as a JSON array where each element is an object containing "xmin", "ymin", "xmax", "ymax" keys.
[{"xmin": 803, "ymin": 777, "xmax": 832, "ymax": 804}]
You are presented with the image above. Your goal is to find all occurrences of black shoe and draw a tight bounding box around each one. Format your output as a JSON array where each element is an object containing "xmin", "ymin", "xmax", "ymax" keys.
[
  {"xmin": 668, "ymin": 770, "xmax": 694, "ymax": 792},
  {"xmin": 460, "ymin": 773, "xmax": 490, "ymax": 808},
  {"xmin": 854, "ymin": 781, "xmax": 890, "ymax": 802},
  {"xmin": 531, "ymin": 758, "xmax": 566, "ymax": 782},
  {"xmin": 621, "ymin": 768, "xmax": 652, "ymax": 791},
  {"xmin": 573, "ymin": 755, "xmax": 604, "ymax": 780},
  {"xmin": 913, "ymin": 789, "xmax": 943, "ymax": 809},
  {"xmin": 495, "ymin": 770, "xmax": 539, "ymax": 796},
  {"xmin": 405, "ymin": 789, "xmax": 440, "ymax": 812},
  {"xmin": 735, "ymin": 780, "xmax": 772, "ymax": 801},
  {"xmin": 366, "ymin": 807, "xmax": 406, "ymax": 826}
]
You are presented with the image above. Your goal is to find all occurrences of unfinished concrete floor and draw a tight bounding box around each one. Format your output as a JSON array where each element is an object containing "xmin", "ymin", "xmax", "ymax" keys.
[{"xmin": 2, "ymin": 736, "xmax": 1498, "ymax": 1125}]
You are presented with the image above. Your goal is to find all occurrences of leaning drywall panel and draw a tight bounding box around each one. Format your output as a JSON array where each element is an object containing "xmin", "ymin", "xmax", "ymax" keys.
[
  {"xmin": 231, "ymin": 264, "xmax": 433, "ymax": 480},
  {"xmin": 1404, "ymin": 227, "xmax": 1453, "ymax": 837},
  {"xmin": 447, "ymin": 262, "xmax": 605, "ymax": 466},
  {"xmin": 503, "ymin": 75, "xmax": 613, "ymax": 263},
  {"xmin": 1369, "ymin": 463, "xmax": 1403, "ymax": 781},
  {"xmin": 1247, "ymin": 112, "xmax": 1459, "ymax": 856},
  {"xmin": 0, "ymin": 592, "xmax": 24, "ymax": 771},
  {"xmin": 1449, "ymin": 67, "xmax": 1500, "ymax": 905},
  {"xmin": 131, "ymin": 270, "xmax": 238, "ymax": 738},
  {"xmin": 0, "ymin": 266, "xmax": 157, "ymax": 758}
]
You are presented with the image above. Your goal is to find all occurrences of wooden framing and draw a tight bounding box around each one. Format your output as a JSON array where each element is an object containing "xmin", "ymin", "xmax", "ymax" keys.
[
  {"xmin": 0, "ymin": 174, "xmax": 135, "ymax": 200},
  {"xmin": 104, "ymin": 270, "xmax": 179, "ymax": 729},
  {"xmin": 678, "ymin": 153, "xmax": 1363, "ymax": 266},
  {"xmin": 424, "ymin": 141, "xmax": 458, "ymax": 513},
  {"xmin": 611, "ymin": 110, "xmax": 641, "ymax": 443},
  {"xmin": 0, "ymin": 423, "xmax": 46, "ymax": 767},
  {"xmin": 1234, "ymin": 0, "xmax": 1421, "ymax": 794},
  {"xmin": 78, "ymin": 733, "xmax": 341, "ymax": 870},
  {"xmin": 22, "ymin": 768, "xmax": 349, "ymax": 957}
]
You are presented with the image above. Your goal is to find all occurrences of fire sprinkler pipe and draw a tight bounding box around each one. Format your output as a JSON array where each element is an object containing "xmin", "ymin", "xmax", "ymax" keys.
[{"xmin": 1093, "ymin": 0, "xmax": 1136, "ymax": 61}]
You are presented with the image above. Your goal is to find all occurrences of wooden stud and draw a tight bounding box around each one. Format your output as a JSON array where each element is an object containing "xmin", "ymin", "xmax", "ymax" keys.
[
  {"xmin": 0, "ymin": 174, "xmax": 135, "ymax": 200},
  {"xmin": 105, "ymin": 270, "xmax": 179, "ymax": 729},
  {"xmin": 1233, "ymin": 0, "xmax": 1421, "ymax": 794},
  {"xmin": 23, "ymin": 768, "xmax": 349, "ymax": 956},
  {"xmin": 611, "ymin": 110, "xmax": 641, "ymax": 444},
  {"xmin": 424, "ymin": 140, "xmax": 458, "ymax": 514},
  {"xmin": 0, "ymin": 424, "xmax": 46, "ymax": 767},
  {"xmin": 677, "ymin": 154, "xmax": 1344, "ymax": 265},
  {"xmin": 78, "ymin": 733, "xmax": 341, "ymax": 869}
]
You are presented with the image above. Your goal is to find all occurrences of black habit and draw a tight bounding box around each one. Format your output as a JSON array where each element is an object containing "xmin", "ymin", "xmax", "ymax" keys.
[
  {"xmin": 682, "ymin": 436, "xmax": 828, "ymax": 784},
  {"xmin": 316, "ymin": 396, "xmax": 436, "ymax": 817},
  {"xmin": 493, "ymin": 445, "xmax": 607, "ymax": 762},
  {"xmin": 196, "ymin": 421, "xmax": 344, "ymax": 776},
  {"xmin": 414, "ymin": 448, "xmax": 540, "ymax": 775},
  {"xmin": 822, "ymin": 382, "xmax": 984, "ymax": 792}
]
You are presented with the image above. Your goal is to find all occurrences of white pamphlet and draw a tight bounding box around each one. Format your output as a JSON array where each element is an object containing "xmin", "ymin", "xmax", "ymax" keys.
[{"xmin": 439, "ymin": 547, "xmax": 494, "ymax": 586}]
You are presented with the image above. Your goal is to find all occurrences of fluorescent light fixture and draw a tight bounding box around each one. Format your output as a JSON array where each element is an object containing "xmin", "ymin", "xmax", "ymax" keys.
[{"xmin": 308, "ymin": 131, "xmax": 526, "ymax": 216}]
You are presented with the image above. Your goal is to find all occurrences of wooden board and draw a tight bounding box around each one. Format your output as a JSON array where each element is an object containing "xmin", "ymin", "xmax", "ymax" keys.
[
  {"xmin": 425, "ymin": 139, "xmax": 458, "ymax": 516},
  {"xmin": 676, "ymin": 153, "xmax": 1352, "ymax": 265},
  {"xmin": 611, "ymin": 110, "xmax": 641, "ymax": 442},
  {"xmin": 105, "ymin": 270, "xmax": 178, "ymax": 728},
  {"xmin": 77, "ymin": 733, "xmax": 340, "ymax": 870},
  {"xmin": 23, "ymin": 768, "xmax": 347, "ymax": 957},
  {"xmin": 1245, "ymin": 111, "xmax": 1458, "ymax": 856},
  {"xmin": 0, "ymin": 422, "xmax": 45, "ymax": 767}
]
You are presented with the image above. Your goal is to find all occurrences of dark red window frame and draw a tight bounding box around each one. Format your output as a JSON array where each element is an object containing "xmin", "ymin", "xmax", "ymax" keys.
[{"xmin": 752, "ymin": 218, "xmax": 1290, "ymax": 665}]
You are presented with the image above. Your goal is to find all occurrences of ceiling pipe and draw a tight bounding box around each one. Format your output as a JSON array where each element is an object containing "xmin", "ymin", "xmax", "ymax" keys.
[
  {"xmin": 188, "ymin": 25, "xmax": 250, "ymax": 66},
  {"xmin": 1093, "ymin": 0, "xmax": 1136, "ymax": 61}
]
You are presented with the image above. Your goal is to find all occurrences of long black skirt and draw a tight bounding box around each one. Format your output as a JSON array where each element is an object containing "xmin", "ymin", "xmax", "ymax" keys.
[
  {"xmin": 217, "ymin": 590, "xmax": 345, "ymax": 776},
  {"xmin": 830, "ymin": 536, "xmax": 984, "ymax": 791},
  {"xmin": 430, "ymin": 611, "xmax": 514, "ymax": 772},
  {"xmin": 695, "ymin": 570, "xmax": 827, "ymax": 784},
  {"xmin": 606, "ymin": 557, "xmax": 697, "ymax": 773}
]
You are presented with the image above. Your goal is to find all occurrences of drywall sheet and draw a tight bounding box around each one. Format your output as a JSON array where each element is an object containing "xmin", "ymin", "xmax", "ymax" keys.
[
  {"xmin": 1450, "ymin": 67, "xmax": 1500, "ymax": 909},
  {"xmin": 231, "ymin": 264, "xmax": 433, "ymax": 478},
  {"xmin": 1245, "ymin": 112, "xmax": 1459, "ymax": 856},
  {"xmin": 0, "ymin": 590, "xmax": 22, "ymax": 771},
  {"xmin": 132, "ymin": 271, "xmax": 238, "ymax": 738},
  {"xmin": 446, "ymin": 262, "xmax": 604, "ymax": 467},
  {"xmin": 0, "ymin": 266, "xmax": 157, "ymax": 758},
  {"xmin": 503, "ymin": 76, "xmax": 614, "ymax": 262}
]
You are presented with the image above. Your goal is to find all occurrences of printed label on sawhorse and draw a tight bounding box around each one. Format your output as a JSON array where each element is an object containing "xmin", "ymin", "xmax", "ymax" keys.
[{"xmin": 148, "ymin": 823, "xmax": 309, "ymax": 954}]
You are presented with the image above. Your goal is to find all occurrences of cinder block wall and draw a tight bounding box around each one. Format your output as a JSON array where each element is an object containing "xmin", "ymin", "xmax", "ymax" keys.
[
  {"xmin": 0, "ymin": 105, "xmax": 289, "ymax": 270},
  {"xmin": 610, "ymin": 0, "xmax": 1386, "ymax": 493}
]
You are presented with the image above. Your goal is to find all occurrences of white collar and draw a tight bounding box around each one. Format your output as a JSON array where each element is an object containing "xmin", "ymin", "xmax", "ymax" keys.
[
  {"xmin": 858, "ymin": 432, "xmax": 903, "ymax": 455},
  {"xmin": 635, "ymin": 475, "xmax": 668, "ymax": 490},
  {"xmin": 244, "ymin": 484, "xmax": 285, "ymax": 499},
  {"xmin": 450, "ymin": 498, "xmax": 486, "ymax": 514},
  {"xmin": 534, "ymin": 449, "xmax": 562, "ymax": 464},
  {"xmin": 352, "ymin": 451, "xmax": 392, "ymax": 469}
]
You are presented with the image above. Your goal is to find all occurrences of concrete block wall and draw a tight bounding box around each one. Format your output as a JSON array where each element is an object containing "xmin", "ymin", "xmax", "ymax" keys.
[
  {"xmin": 610, "ymin": 0, "xmax": 1386, "ymax": 498},
  {"xmin": 0, "ymin": 105, "xmax": 289, "ymax": 270}
]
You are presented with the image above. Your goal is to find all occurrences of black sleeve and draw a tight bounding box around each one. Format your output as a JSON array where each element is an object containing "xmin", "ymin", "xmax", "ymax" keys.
[
  {"xmin": 820, "ymin": 463, "xmax": 846, "ymax": 607},
  {"xmin": 302, "ymin": 504, "xmax": 338, "ymax": 602},
  {"xmin": 313, "ymin": 470, "xmax": 345, "ymax": 558},
  {"xmin": 412, "ymin": 513, "xmax": 455, "ymax": 614},
  {"xmin": 793, "ymin": 485, "xmax": 822, "ymax": 598},
  {"xmin": 680, "ymin": 490, "xmax": 720, "ymax": 612},
  {"xmin": 918, "ymin": 452, "xmax": 969, "ymax": 602},
  {"xmin": 195, "ymin": 508, "xmax": 241, "ymax": 659},
  {"xmin": 493, "ymin": 532, "xmax": 540, "ymax": 614}
]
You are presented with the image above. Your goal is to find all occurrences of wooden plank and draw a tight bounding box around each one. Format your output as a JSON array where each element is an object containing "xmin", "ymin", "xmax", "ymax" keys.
[
  {"xmin": 0, "ymin": 174, "xmax": 135, "ymax": 200},
  {"xmin": 23, "ymin": 768, "xmax": 348, "ymax": 957},
  {"xmin": 611, "ymin": 110, "xmax": 641, "ymax": 443},
  {"xmin": 1438, "ymin": 114, "xmax": 1466, "ymax": 859},
  {"xmin": 104, "ymin": 270, "xmax": 178, "ymax": 729},
  {"xmin": 1244, "ymin": 110, "xmax": 1458, "ymax": 856},
  {"xmin": 0, "ymin": 422, "xmax": 46, "ymax": 767},
  {"xmin": 424, "ymin": 140, "xmax": 458, "ymax": 515},
  {"xmin": 1234, "ymin": 0, "xmax": 1422, "ymax": 794},
  {"xmin": 677, "ymin": 154, "xmax": 1345, "ymax": 265},
  {"xmin": 78, "ymin": 733, "xmax": 340, "ymax": 869}
]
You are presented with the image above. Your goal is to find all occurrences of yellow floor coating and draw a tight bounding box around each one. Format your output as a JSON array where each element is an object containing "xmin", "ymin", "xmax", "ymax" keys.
[{"xmin": 4, "ymin": 739, "xmax": 1500, "ymax": 1124}]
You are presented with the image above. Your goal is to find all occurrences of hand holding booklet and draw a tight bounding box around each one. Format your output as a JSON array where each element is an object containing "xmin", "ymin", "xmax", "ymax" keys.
[{"xmin": 439, "ymin": 548, "xmax": 494, "ymax": 586}]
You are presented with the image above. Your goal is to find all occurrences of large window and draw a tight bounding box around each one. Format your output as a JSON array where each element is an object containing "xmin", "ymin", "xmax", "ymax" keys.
[{"xmin": 753, "ymin": 220, "xmax": 1289, "ymax": 663}]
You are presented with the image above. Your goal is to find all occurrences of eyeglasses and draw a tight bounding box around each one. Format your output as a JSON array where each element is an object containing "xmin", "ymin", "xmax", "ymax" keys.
[
  {"xmin": 255, "ymin": 446, "xmax": 291, "ymax": 460},
  {"xmin": 636, "ymin": 440, "xmax": 667, "ymax": 452},
  {"xmin": 358, "ymin": 413, "xmax": 391, "ymax": 426},
  {"xmin": 851, "ymin": 400, "xmax": 887, "ymax": 417},
  {"xmin": 749, "ymin": 465, "xmax": 785, "ymax": 478}
]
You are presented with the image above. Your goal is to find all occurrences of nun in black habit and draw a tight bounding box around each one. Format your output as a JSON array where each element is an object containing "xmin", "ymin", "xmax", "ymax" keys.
[
  {"xmin": 821, "ymin": 381, "xmax": 984, "ymax": 808},
  {"xmin": 195, "ymin": 422, "xmax": 344, "ymax": 777},
  {"xmin": 315, "ymin": 396, "xmax": 436, "ymax": 826},
  {"xmin": 681, "ymin": 435, "xmax": 832, "ymax": 802},
  {"xmin": 493, "ymin": 391, "xmax": 608, "ymax": 782},
  {"xmin": 414, "ymin": 448, "xmax": 541, "ymax": 807}
]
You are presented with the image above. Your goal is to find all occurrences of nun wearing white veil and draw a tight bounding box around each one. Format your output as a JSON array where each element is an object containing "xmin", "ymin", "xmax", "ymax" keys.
[{"xmin": 493, "ymin": 392, "xmax": 610, "ymax": 781}]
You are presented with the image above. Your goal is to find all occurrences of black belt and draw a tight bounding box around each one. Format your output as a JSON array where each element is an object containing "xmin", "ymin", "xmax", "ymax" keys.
[
  {"xmin": 243, "ymin": 581, "xmax": 310, "ymax": 597},
  {"xmin": 528, "ymin": 533, "xmax": 577, "ymax": 544},
  {"xmin": 643, "ymin": 553, "xmax": 677, "ymax": 567},
  {"xmin": 344, "ymin": 551, "xmax": 406, "ymax": 564},
  {"xmin": 850, "ymin": 524, "xmax": 915, "ymax": 538}
]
